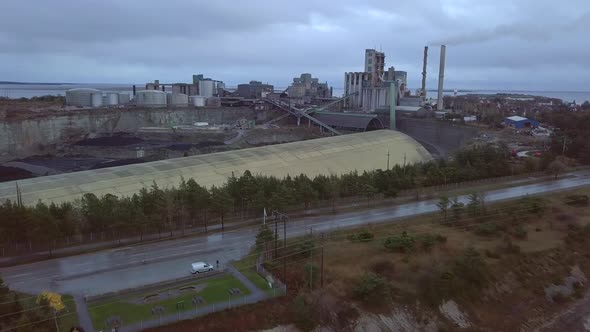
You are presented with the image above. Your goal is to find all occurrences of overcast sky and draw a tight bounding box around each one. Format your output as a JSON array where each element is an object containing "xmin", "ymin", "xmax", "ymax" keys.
[{"xmin": 1, "ymin": 0, "xmax": 589, "ymax": 91}]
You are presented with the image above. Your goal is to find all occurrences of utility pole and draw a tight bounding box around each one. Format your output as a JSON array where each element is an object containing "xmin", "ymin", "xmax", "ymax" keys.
[
  {"xmin": 53, "ymin": 310, "xmax": 59, "ymax": 332},
  {"xmin": 274, "ymin": 212, "xmax": 278, "ymax": 259},
  {"xmin": 309, "ymin": 245, "xmax": 313, "ymax": 290},
  {"xmin": 386, "ymin": 149, "xmax": 390, "ymax": 170},
  {"xmin": 283, "ymin": 214, "xmax": 287, "ymax": 279},
  {"xmin": 320, "ymin": 246, "xmax": 324, "ymax": 287},
  {"xmin": 403, "ymin": 152, "xmax": 407, "ymax": 169}
]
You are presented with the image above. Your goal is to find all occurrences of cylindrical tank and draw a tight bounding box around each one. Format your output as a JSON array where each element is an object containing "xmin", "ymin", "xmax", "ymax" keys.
[
  {"xmin": 91, "ymin": 93, "xmax": 103, "ymax": 107},
  {"xmin": 118, "ymin": 93, "xmax": 130, "ymax": 104},
  {"xmin": 198, "ymin": 80, "xmax": 215, "ymax": 97},
  {"xmin": 189, "ymin": 96, "xmax": 207, "ymax": 107},
  {"xmin": 167, "ymin": 93, "xmax": 189, "ymax": 107},
  {"xmin": 65, "ymin": 88, "xmax": 102, "ymax": 107},
  {"xmin": 103, "ymin": 92, "xmax": 119, "ymax": 106},
  {"xmin": 135, "ymin": 90, "xmax": 167, "ymax": 107}
]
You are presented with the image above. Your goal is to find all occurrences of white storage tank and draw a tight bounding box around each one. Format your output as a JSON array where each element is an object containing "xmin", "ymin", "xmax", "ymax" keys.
[
  {"xmin": 198, "ymin": 80, "xmax": 215, "ymax": 97},
  {"xmin": 118, "ymin": 93, "xmax": 130, "ymax": 104},
  {"xmin": 189, "ymin": 95, "xmax": 207, "ymax": 107},
  {"xmin": 91, "ymin": 93, "xmax": 103, "ymax": 107},
  {"xmin": 65, "ymin": 88, "xmax": 102, "ymax": 107},
  {"xmin": 103, "ymin": 92, "xmax": 119, "ymax": 106},
  {"xmin": 135, "ymin": 90, "xmax": 167, "ymax": 107},
  {"xmin": 167, "ymin": 93, "xmax": 189, "ymax": 107}
]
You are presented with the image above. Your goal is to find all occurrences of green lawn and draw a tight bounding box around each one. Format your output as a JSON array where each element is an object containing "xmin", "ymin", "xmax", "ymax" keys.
[
  {"xmin": 58, "ymin": 295, "xmax": 79, "ymax": 332},
  {"xmin": 241, "ymin": 268, "xmax": 272, "ymax": 292},
  {"xmin": 88, "ymin": 274, "xmax": 249, "ymax": 330}
]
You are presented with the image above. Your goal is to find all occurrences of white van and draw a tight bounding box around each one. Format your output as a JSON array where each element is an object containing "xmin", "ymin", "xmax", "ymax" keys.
[{"xmin": 190, "ymin": 261, "xmax": 214, "ymax": 274}]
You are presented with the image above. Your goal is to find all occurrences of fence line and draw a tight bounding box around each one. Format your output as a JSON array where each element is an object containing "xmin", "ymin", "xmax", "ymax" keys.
[{"xmin": 256, "ymin": 255, "xmax": 287, "ymax": 296}]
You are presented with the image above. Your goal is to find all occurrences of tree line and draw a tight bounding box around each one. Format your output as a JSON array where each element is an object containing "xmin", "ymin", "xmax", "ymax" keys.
[
  {"xmin": 540, "ymin": 109, "xmax": 590, "ymax": 164},
  {"xmin": 0, "ymin": 144, "xmax": 520, "ymax": 252}
]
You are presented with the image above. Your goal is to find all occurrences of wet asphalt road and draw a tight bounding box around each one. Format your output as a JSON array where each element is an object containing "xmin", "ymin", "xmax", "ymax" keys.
[{"xmin": 1, "ymin": 170, "xmax": 589, "ymax": 297}]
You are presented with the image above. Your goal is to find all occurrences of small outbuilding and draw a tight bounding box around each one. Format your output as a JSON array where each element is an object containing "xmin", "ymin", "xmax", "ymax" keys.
[{"xmin": 505, "ymin": 116, "xmax": 539, "ymax": 129}]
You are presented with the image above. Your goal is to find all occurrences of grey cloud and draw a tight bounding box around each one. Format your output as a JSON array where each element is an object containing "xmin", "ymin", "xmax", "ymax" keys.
[{"xmin": 0, "ymin": 0, "xmax": 589, "ymax": 91}]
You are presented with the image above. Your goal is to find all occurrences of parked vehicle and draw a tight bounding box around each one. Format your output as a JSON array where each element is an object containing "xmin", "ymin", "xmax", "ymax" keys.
[{"xmin": 190, "ymin": 261, "xmax": 214, "ymax": 274}]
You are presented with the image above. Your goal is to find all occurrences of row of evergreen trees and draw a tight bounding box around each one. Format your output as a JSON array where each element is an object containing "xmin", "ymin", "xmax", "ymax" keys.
[{"xmin": 0, "ymin": 144, "xmax": 515, "ymax": 251}]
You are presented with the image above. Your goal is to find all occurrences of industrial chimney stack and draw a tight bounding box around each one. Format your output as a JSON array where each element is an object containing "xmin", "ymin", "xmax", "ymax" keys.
[
  {"xmin": 437, "ymin": 45, "xmax": 446, "ymax": 111},
  {"xmin": 421, "ymin": 46, "xmax": 428, "ymax": 98}
]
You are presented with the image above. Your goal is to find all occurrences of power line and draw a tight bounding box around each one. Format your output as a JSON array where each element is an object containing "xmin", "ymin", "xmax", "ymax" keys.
[
  {"xmin": 0, "ymin": 198, "xmax": 564, "ymax": 331},
  {"xmin": 0, "ymin": 192, "xmax": 566, "ymax": 319},
  {"xmin": 0, "ymin": 189, "xmax": 560, "ymax": 293}
]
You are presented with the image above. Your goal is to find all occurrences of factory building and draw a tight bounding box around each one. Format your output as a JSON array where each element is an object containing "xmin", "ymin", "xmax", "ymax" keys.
[
  {"xmin": 237, "ymin": 81, "xmax": 274, "ymax": 99},
  {"xmin": 144, "ymin": 74, "xmax": 224, "ymax": 101},
  {"xmin": 344, "ymin": 49, "xmax": 410, "ymax": 112},
  {"xmin": 286, "ymin": 73, "xmax": 332, "ymax": 104},
  {"xmin": 172, "ymin": 83, "xmax": 199, "ymax": 96},
  {"xmin": 146, "ymin": 80, "xmax": 164, "ymax": 91},
  {"xmin": 365, "ymin": 49, "xmax": 385, "ymax": 86},
  {"xmin": 505, "ymin": 116, "xmax": 539, "ymax": 129}
]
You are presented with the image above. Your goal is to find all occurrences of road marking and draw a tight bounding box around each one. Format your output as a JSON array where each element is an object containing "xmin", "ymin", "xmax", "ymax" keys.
[{"xmin": 8, "ymin": 273, "xmax": 32, "ymax": 278}]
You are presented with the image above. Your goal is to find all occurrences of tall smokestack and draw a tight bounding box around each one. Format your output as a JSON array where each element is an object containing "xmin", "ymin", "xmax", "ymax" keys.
[
  {"xmin": 437, "ymin": 45, "xmax": 446, "ymax": 111},
  {"xmin": 421, "ymin": 46, "xmax": 428, "ymax": 98}
]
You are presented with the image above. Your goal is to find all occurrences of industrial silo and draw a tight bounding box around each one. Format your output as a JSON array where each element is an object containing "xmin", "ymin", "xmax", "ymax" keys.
[
  {"xmin": 118, "ymin": 93, "xmax": 130, "ymax": 104},
  {"xmin": 198, "ymin": 80, "xmax": 215, "ymax": 97},
  {"xmin": 167, "ymin": 93, "xmax": 189, "ymax": 107},
  {"xmin": 135, "ymin": 90, "xmax": 167, "ymax": 107},
  {"xmin": 91, "ymin": 93, "xmax": 103, "ymax": 107},
  {"xmin": 65, "ymin": 88, "xmax": 102, "ymax": 107},
  {"xmin": 103, "ymin": 92, "xmax": 119, "ymax": 106},
  {"xmin": 189, "ymin": 96, "xmax": 207, "ymax": 107}
]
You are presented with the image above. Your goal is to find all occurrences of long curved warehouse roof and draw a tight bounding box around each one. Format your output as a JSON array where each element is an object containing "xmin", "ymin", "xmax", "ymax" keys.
[{"xmin": 0, "ymin": 130, "xmax": 431, "ymax": 205}]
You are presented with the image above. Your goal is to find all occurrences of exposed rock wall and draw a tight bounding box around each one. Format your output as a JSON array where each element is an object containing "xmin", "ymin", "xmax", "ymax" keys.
[{"xmin": 0, "ymin": 107, "xmax": 256, "ymax": 162}]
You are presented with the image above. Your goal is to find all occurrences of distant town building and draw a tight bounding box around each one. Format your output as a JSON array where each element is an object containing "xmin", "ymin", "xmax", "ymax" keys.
[
  {"xmin": 505, "ymin": 116, "xmax": 539, "ymax": 129},
  {"xmin": 237, "ymin": 81, "xmax": 274, "ymax": 99}
]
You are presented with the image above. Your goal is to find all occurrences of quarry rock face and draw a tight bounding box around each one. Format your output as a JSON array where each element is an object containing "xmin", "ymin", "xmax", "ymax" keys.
[{"xmin": 0, "ymin": 108, "xmax": 255, "ymax": 162}]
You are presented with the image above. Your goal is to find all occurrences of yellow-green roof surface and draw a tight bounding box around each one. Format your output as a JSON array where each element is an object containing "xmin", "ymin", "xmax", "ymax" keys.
[{"xmin": 0, "ymin": 130, "xmax": 431, "ymax": 205}]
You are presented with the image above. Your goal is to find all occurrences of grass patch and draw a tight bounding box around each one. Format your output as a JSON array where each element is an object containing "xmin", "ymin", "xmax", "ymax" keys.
[
  {"xmin": 58, "ymin": 295, "xmax": 79, "ymax": 332},
  {"xmin": 233, "ymin": 251, "xmax": 257, "ymax": 271},
  {"xmin": 233, "ymin": 251, "xmax": 279, "ymax": 296},
  {"xmin": 240, "ymin": 269, "xmax": 270, "ymax": 290},
  {"xmin": 88, "ymin": 274, "xmax": 249, "ymax": 330},
  {"xmin": 12, "ymin": 292, "xmax": 78, "ymax": 332}
]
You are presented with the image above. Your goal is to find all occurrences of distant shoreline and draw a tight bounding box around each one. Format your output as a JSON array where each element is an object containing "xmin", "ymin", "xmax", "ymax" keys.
[{"xmin": 0, "ymin": 81, "xmax": 82, "ymax": 85}]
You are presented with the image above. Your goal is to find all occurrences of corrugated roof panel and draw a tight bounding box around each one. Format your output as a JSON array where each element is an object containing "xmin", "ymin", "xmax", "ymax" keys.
[{"xmin": 0, "ymin": 130, "xmax": 432, "ymax": 205}]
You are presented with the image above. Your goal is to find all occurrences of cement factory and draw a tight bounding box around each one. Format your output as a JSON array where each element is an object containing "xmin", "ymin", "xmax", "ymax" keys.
[
  {"xmin": 1, "ymin": 44, "xmax": 494, "ymax": 202},
  {"xmin": 63, "ymin": 45, "xmax": 448, "ymax": 130}
]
